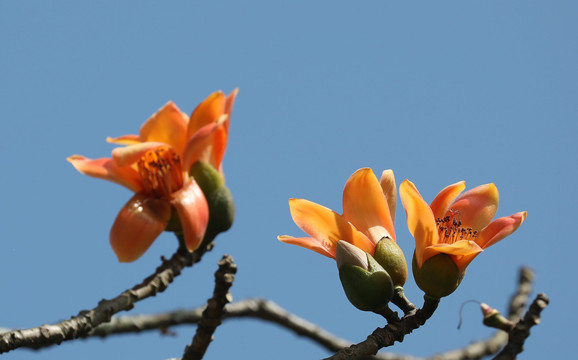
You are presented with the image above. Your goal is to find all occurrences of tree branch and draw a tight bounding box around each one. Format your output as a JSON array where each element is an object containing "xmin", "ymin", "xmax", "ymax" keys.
[
  {"xmin": 492, "ymin": 292, "xmax": 549, "ymax": 360},
  {"xmin": 0, "ymin": 244, "xmax": 212, "ymax": 354},
  {"xmin": 67, "ymin": 268, "xmax": 538, "ymax": 360},
  {"xmin": 181, "ymin": 254, "xmax": 237, "ymax": 360}
]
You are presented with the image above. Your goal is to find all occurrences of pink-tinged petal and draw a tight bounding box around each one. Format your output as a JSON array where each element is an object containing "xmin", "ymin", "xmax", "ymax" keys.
[
  {"xmin": 110, "ymin": 193, "xmax": 171, "ymax": 262},
  {"xmin": 277, "ymin": 235, "xmax": 335, "ymax": 258},
  {"xmin": 67, "ymin": 155, "xmax": 143, "ymax": 192},
  {"xmin": 380, "ymin": 169, "xmax": 397, "ymax": 224},
  {"xmin": 111, "ymin": 141, "xmax": 170, "ymax": 167},
  {"xmin": 288, "ymin": 198, "xmax": 376, "ymax": 256},
  {"xmin": 223, "ymin": 88, "xmax": 239, "ymax": 134},
  {"xmin": 430, "ymin": 181, "xmax": 466, "ymax": 220},
  {"xmin": 343, "ymin": 168, "xmax": 396, "ymax": 242},
  {"xmin": 477, "ymin": 211, "xmax": 527, "ymax": 249},
  {"xmin": 139, "ymin": 102, "xmax": 189, "ymax": 155},
  {"xmin": 399, "ymin": 180, "xmax": 439, "ymax": 267},
  {"xmin": 187, "ymin": 91, "xmax": 226, "ymax": 140},
  {"xmin": 182, "ymin": 116, "xmax": 227, "ymax": 171},
  {"xmin": 451, "ymin": 183, "xmax": 499, "ymax": 230},
  {"xmin": 422, "ymin": 241, "xmax": 483, "ymax": 271},
  {"xmin": 106, "ymin": 134, "xmax": 141, "ymax": 145},
  {"xmin": 170, "ymin": 180, "xmax": 209, "ymax": 252}
]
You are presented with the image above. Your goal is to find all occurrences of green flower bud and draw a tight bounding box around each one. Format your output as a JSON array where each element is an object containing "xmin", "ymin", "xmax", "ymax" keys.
[
  {"xmin": 337, "ymin": 241, "xmax": 394, "ymax": 312},
  {"xmin": 412, "ymin": 252, "xmax": 464, "ymax": 299},
  {"xmin": 189, "ymin": 161, "xmax": 225, "ymax": 195},
  {"xmin": 373, "ymin": 237, "xmax": 408, "ymax": 287},
  {"xmin": 189, "ymin": 161, "xmax": 235, "ymax": 247},
  {"xmin": 480, "ymin": 303, "xmax": 514, "ymax": 332}
]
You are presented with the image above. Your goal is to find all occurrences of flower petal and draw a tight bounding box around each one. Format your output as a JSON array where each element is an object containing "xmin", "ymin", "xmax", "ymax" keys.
[
  {"xmin": 399, "ymin": 180, "xmax": 439, "ymax": 267},
  {"xmin": 450, "ymin": 183, "xmax": 499, "ymax": 230},
  {"xmin": 223, "ymin": 88, "xmax": 239, "ymax": 134},
  {"xmin": 380, "ymin": 169, "xmax": 397, "ymax": 224},
  {"xmin": 343, "ymin": 168, "xmax": 396, "ymax": 242},
  {"xmin": 422, "ymin": 241, "xmax": 483, "ymax": 272},
  {"xmin": 139, "ymin": 102, "xmax": 189, "ymax": 155},
  {"xmin": 110, "ymin": 193, "xmax": 171, "ymax": 262},
  {"xmin": 477, "ymin": 211, "xmax": 527, "ymax": 249},
  {"xmin": 170, "ymin": 180, "xmax": 209, "ymax": 252},
  {"xmin": 182, "ymin": 116, "xmax": 227, "ymax": 171},
  {"xmin": 67, "ymin": 155, "xmax": 143, "ymax": 192},
  {"xmin": 430, "ymin": 181, "xmax": 465, "ymax": 219},
  {"xmin": 288, "ymin": 198, "xmax": 375, "ymax": 258},
  {"xmin": 111, "ymin": 142, "xmax": 170, "ymax": 167},
  {"xmin": 106, "ymin": 134, "xmax": 141, "ymax": 145},
  {"xmin": 277, "ymin": 235, "xmax": 335, "ymax": 258},
  {"xmin": 187, "ymin": 91, "xmax": 226, "ymax": 139}
]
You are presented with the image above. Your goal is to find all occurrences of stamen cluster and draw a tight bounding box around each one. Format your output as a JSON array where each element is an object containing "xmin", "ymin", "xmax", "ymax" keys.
[
  {"xmin": 138, "ymin": 147, "xmax": 184, "ymax": 198},
  {"xmin": 436, "ymin": 209, "xmax": 478, "ymax": 244}
]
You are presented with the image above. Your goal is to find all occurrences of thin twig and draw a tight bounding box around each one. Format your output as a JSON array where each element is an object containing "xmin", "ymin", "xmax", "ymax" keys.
[
  {"xmin": 0, "ymin": 244, "xmax": 211, "ymax": 354},
  {"xmin": 181, "ymin": 255, "xmax": 237, "ymax": 360}
]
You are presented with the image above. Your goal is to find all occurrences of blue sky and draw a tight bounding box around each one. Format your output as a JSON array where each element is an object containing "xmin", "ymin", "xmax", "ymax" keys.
[{"xmin": 1, "ymin": 1, "xmax": 576, "ymax": 359}]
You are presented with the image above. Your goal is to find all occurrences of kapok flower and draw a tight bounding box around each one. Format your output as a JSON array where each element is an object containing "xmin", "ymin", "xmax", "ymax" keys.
[
  {"xmin": 399, "ymin": 179, "xmax": 527, "ymax": 298},
  {"xmin": 278, "ymin": 168, "xmax": 407, "ymax": 286},
  {"xmin": 68, "ymin": 90, "xmax": 237, "ymax": 262}
]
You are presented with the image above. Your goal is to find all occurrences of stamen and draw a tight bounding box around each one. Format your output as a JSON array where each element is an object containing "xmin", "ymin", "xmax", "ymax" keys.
[
  {"xmin": 436, "ymin": 208, "xmax": 477, "ymax": 244},
  {"xmin": 137, "ymin": 147, "xmax": 184, "ymax": 198}
]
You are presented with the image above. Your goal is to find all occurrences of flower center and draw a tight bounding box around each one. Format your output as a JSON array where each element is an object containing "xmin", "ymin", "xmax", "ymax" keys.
[
  {"xmin": 137, "ymin": 147, "xmax": 184, "ymax": 198},
  {"xmin": 436, "ymin": 209, "xmax": 478, "ymax": 244}
]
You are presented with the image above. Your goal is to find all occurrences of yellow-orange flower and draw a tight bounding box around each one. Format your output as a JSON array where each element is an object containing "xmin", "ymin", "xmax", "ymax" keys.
[
  {"xmin": 400, "ymin": 179, "xmax": 526, "ymax": 297},
  {"xmin": 68, "ymin": 90, "xmax": 237, "ymax": 262},
  {"xmin": 278, "ymin": 168, "xmax": 397, "ymax": 259}
]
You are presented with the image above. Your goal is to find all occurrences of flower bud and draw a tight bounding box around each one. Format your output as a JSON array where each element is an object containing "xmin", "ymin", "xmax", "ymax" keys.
[
  {"xmin": 480, "ymin": 303, "xmax": 514, "ymax": 332},
  {"xmin": 189, "ymin": 161, "xmax": 235, "ymax": 246},
  {"xmin": 412, "ymin": 252, "xmax": 464, "ymax": 299},
  {"xmin": 373, "ymin": 237, "xmax": 408, "ymax": 287},
  {"xmin": 336, "ymin": 241, "xmax": 394, "ymax": 312}
]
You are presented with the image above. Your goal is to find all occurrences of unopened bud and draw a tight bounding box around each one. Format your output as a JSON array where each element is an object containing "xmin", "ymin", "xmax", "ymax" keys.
[
  {"xmin": 373, "ymin": 237, "xmax": 408, "ymax": 287},
  {"xmin": 190, "ymin": 161, "xmax": 235, "ymax": 246},
  {"xmin": 336, "ymin": 241, "xmax": 394, "ymax": 312},
  {"xmin": 480, "ymin": 303, "xmax": 514, "ymax": 332}
]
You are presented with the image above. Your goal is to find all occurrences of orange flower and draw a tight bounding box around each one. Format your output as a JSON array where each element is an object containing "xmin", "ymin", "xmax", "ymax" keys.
[
  {"xmin": 68, "ymin": 90, "xmax": 237, "ymax": 262},
  {"xmin": 400, "ymin": 179, "xmax": 526, "ymax": 297},
  {"xmin": 278, "ymin": 168, "xmax": 397, "ymax": 259}
]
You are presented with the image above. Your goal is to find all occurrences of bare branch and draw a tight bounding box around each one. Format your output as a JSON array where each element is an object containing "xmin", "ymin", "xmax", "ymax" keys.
[
  {"xmin": 181, "ymin": 255, "xmax": 237, "ymax": 360},
  {"xmin": 0, "ymin": 244, "xmax": 211, "ymax": 354}
]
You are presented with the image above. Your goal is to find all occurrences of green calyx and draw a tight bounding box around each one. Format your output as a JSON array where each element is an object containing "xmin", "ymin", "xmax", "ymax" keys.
[
  {"xmin": 373, "ymin": 237, "xmax": 408, "ymax": 287},
  {"xmin": 338, "ymin": 253, "xmax": 394, "ymax": 312},
  {"xmin": 189, "ymin": 161, "xmax": 235, "ymax": 246},
  {"xmin": 412, "ymin": 253, "xmax": 464, "ymax": 299}
]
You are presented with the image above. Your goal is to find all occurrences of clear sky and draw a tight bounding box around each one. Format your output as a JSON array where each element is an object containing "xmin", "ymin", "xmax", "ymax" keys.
[{"xmin": 1, "ymin": 1, "xmax": 576, "ymax": 359}]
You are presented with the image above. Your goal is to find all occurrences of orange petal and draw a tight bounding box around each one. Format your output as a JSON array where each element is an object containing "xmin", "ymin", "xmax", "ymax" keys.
[
  {"xmin": 170, "ymin": 180, "xmax": 209, "ymax": 252},
  {"xmin": 399, "ymin": 180, "xmax": 439, "ymax": 267},
  {"xmin": 187, "ymin": 91, "xmax": 226, "ymax": 140},
  {"xmin": 288, "ymin": 198, "xmax": 375, "ymax": 256},
  {"xmin": 277, "ymin": 235, "xmax": 335, "ymax": 258},
  {"xmin": 379, "ymin": 169, "xmax": 397, "ymax": 224},
  {"xmin": 477, "ymin": 211, "xmax": 527, "ymax": 249},
  {"xmin": 223, "ymin": 88, "xmax": 239, "ymax": 134},
  {"xmin": 182, "ymin": 116, "xmax": 227, "ymax": 171},
  {"xmin": 450, "ymin": 183, "xmax": 499, "ymax": 230},
  {"xmin": 139, "ymin": 102, "xmax": 189, "ymax": 155},
  {"xmin": 430, "ymin": 181, "xmax": 465, "ymax": 219},
  {"xmin": 106, "ymin": 134, "xmax": 141, "ymax": 145},
  {"xmin": 111, "ymin": 142, "xmax": 170, "ymax": 167},
  {"xmin": 343, "ymin": 168, "xmax": 396, "ymax": 242},
  {"xmin": 422, "ymin": 241, "xmax": 483, "ymax": 272},
  {"xmin": 110, "ymin": 193, "xmax": 171, "ymax": 262},
  {"xmin": 67, "ymin": 155, "xmax": 143, "ymax": 192}
]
